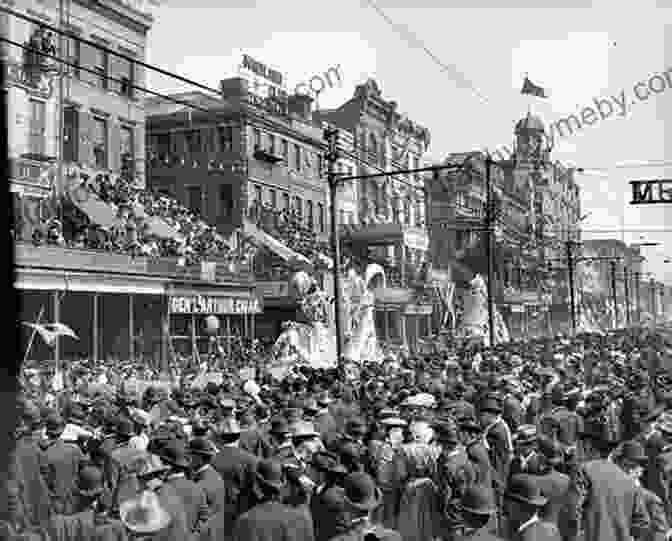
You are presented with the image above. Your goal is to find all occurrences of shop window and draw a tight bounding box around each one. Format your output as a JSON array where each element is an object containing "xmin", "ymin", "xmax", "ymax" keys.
[
  {"xmin": 92, "ymin": 116, "xmax": 107, "ymax": 169},
  {"xmin": 186, "ymin": 185, "xmax": 202, "ymax": 214},
  {"xmin": 28, "ymin": 99, "xmax": 46, "ymax": 156},
  {"xmin": 63, "ymin": 107, "xmax": 78, "ymax": 162},
  {"xmin": 218, "ymin": 125, "xmax": 233, "ymax": 151}
]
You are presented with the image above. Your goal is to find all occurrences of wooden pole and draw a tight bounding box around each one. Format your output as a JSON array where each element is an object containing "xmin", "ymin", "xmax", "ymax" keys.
[{"xmin": 23, "ymin": 305, "xmax": 46, "ymax": 365}]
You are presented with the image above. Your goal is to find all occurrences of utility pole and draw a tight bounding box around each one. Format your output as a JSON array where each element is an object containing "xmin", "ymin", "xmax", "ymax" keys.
[
  {"xmin": 485, "ymin": 155, "xmax": 496, "ymax": 347},
  {"xmin": 651, "ymin": 277, "xmax": 657, "ymax": 326},
  {"xmin": 610, "ymin": 260, "xmax": 618, "ymax": 329},
  {"xmin": 324, "ymin": 126, "xmax": 343, "ymax": 362},
  {"xmin": 634, "ymin": 272, "xmax": 641, "ymax": 324},
  {"xmin": 566, "ymin": 240, "xmax": 577, "ymax": 335},
  {"xmin": 623, "ymin": 265, "xmax": 631, "ymax": 327}
]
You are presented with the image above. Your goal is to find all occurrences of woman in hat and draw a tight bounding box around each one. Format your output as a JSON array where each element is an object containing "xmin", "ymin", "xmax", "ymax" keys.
[
  {"xmin": 503, "ymin": 474, "xmax": 559, "ymax": 541},
  {"xmin": 326, "ymin": 472, "xmax": 401, "ymax": 541},
  {"xmin": 232, "ymin": 460, "xmax": 314, "ymax": 541}
]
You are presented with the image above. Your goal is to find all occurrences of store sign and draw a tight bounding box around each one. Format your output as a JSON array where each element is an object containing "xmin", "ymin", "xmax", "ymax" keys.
[
  {"xmin": 169, "ymin": 295, "xmax": 262, "ymax": 315},
  {"xmin": 405, "ymin": 304, "xmax": 433, "ymax": 315},
  {"xmin": 256, "ymin": 280, "xmax": 290, "ymax": 298},
  {"xmin": 240, "ymin": 55, "xmax": 283, "ymax": 86},
  {"xmin": 630, "ymin": 179, "xmax": 672, "ymax": 205}
]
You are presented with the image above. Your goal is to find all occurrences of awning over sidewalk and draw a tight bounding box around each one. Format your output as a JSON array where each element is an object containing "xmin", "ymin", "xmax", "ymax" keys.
[
  {"xmin": 66, "ymin": 182, "xmax": 120, "ymax": 230},
  {"xmin": 243, "ymin": 220, "xmax": 313, "ymax": 268}
]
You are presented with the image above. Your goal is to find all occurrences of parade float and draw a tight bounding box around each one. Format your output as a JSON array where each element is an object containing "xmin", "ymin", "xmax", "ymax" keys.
[
  {"xmin": 269, "ymin": 263, "xmax": 385, "ymax": 379},
  {"xmin": 453, "ymin": 274, "xmax": 510, "ymax": 347}
]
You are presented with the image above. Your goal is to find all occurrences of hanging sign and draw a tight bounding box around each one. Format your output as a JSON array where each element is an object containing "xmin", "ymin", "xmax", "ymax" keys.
[
  {"xmin": 630, "ymin": 179, "xmax": 672, "ymax": 205},
  {"xmin": 169, "ymin": 295, "xmax": 262, "ymax": 315}
]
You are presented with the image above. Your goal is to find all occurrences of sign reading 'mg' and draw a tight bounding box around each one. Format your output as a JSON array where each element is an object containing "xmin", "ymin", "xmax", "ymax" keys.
[{"xmin": 630, "ymin": 180, "xmax": 672, "ymax": 205}]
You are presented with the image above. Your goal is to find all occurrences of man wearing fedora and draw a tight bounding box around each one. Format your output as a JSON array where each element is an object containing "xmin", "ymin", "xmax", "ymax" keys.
[
  {"xmin": 568, "ymin": 430, "xmax": 650, "ymax": 541},
  {"xmin": 456, "ymin": 484, "xmax": 504, "ymax": 540},
  {"xmin": 503, "ymin": 474, "xmax": 561, "ymax": 541},
  {"xmin": 212, "ymin": 417, "xmax": 259, "ymax": 529},
  {"xmin": 232, "ymin": 460, "xmax": 314, "ymax": 541},
  {"xmin": 309, "ymin": 452, "xmax": 349, "ymax": 541},
  {"xmin": 189, "ymin": 437, "xmax": 226, "ymax": 516},
  {"xmin": 612, "ymin": 440, "xmax": 671, "ymax": 541},
  {"xmin": 326, "ymin": 472, "xmax": 401, "ymax": 541},
  {"xmin": 158, "ymin": 439, "xmax": 209, "ymax": 533},
  {"xmin": 39, "ymin": 412, "xmax": 85, "ymax": 515}
]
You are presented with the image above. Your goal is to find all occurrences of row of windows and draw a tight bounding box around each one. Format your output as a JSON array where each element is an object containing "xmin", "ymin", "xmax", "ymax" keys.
[
  {"xmin": 28, "ymin": 99, "xmax": 134, "ymax": 172},
  {"xmin": 252, "ymin": 128, "xmax": 322, "ymax": 175},
  {"xmin": 251, "ymin": 183, "xmax": 326, "ymax": 233},
  {"xmin": 151, "ymin": 125, "xmax": 236, "ymax": 158},
  {"xmin": 62, "ymin": 30, "xmax": 135, "ymax": 97}
]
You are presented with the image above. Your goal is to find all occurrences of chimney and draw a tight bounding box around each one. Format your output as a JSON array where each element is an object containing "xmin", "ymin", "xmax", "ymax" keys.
[
  {"xmin": 220, "ymin": 77, "xmax": 249, "ymax": 99},
  {"xmin": 288, "ymin": 93, "xmax": 313, "ymax": 121}
]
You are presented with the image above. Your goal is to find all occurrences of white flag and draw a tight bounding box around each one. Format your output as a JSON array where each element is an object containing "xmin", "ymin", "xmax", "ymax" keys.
[{"xmin": 23, "ymin": 322, "xmax": 79, "ymax": 347}]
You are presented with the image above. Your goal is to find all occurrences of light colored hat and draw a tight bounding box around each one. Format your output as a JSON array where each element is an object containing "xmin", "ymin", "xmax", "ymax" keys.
[
  {"xmin": 120, "ymin": 490, "xmax": 171, "ymax": 534},
  {"xmin": 291, "ymin": 421, "xmax": 320, "ymax": 440},
  {"xmin": 243, "ymin": 380, "xmax": 261, "ymax": 397},
  {"xmin": 403, "ymin": 393, "xmax": 436, "ymax": 408},
  {"xmin": 379, "ymin": 417, "xmax": 407, "ymax": 428}
]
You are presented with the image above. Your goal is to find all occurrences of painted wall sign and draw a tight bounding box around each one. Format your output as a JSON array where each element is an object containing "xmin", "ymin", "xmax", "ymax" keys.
[
  {"xmin": 630, "ymin": 180, "xmax": 672, "ymax": 205},
  {"xmin": 169, "ymin": 295, "xmax": 262, "ymax": 315}
]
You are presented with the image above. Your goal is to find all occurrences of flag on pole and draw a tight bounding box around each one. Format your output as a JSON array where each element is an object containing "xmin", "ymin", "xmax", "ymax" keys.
[
  {"xmin": 22, "ymin": 322, "xmax": 79, "ymax": 347},
  {"xmin": 521, "ymin": 77, "xmax": 548, "ymax": 98}
]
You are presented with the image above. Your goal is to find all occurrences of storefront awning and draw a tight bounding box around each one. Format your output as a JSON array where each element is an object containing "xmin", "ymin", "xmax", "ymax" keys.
[
  {"xmin": 15, "ymin": 268, "xmax": 167, "ymax": 295},
  {"xmin": 66, "ymin": 182, "xmax": 120, "ymax": 230},
  {"xmin": 243, "ymin": 220, "xmax": 312, "ymax": 268}
]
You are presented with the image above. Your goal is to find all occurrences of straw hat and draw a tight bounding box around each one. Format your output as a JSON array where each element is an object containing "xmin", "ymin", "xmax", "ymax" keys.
[{"xmin": 120, "ymin": 490, "xmax": 171, "ymax": 534}]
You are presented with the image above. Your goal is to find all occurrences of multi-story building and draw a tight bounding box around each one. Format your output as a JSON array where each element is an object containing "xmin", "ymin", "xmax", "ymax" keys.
[
  {"xmin": 145, "ymin": 76, "xmax": 331, "ymax": 339},
  {"xmin": 428, "ymin": 114, "xmax": 582, "ymax": 339},
  {"xmin": 316, "ymin": 78, "xmax": 435, "ymax": 352},
  {"xmin": 8, "ymin": 0, "xmax": 259, "ymax": 366}
]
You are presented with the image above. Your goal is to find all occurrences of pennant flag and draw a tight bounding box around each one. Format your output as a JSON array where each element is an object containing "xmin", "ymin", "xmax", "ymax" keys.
[
  {"xmin": 521, "ymin": 76, "xmax": 548, "ymax": 98},
  {"xmin": 23, "ymin": 322, "xmax": 79, "ymax": 347}
]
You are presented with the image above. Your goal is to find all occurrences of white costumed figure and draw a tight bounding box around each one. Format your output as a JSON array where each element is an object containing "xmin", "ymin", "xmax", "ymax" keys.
[{"xmin": 456, "ymin": 274, "xmax": 510, "ymax": 347}]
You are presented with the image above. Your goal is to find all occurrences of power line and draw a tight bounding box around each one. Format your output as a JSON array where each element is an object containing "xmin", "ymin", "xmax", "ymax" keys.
[
  {"xmin": 0, "ymin": 5, "xmax": 222, "ymax": 98},
  {"xmin": 360, "ymin": 0, "xmax": 489, "ymax": 105},
  {"xmin": 1, "ymin": 38, "xmax": 216, "ymax": 115}
]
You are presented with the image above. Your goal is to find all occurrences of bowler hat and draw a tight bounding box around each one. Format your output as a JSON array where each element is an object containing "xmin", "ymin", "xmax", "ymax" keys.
[
  {"xmin": 504, "ymin": 474, "xmax": 547, "ymax": 507},
  {"xmin": 460, "ymin": 485, "xmax": 497, "ymax": 516},
  {"xmin": 433, "ymin": 419, "xmax": 459, "ymax": 444},
  {"xmin": 312, "ymin": 451, "xmax": 347, "ymax": 474},
  {"xmin": 116, "ymin": 418, "xmax": 135, "ymax": 439},
  {"xmin": 76, "ymin": 465, "xmax": 105, "ymax": 497},
  {"xmin": 479, "ymin": 398, "xmax": 502, "ymax": 415},
  {"xmin": 188, "ymin": 437, "xmax": 217, "ymax": 458},
  {"xmin": 158, "ymin": 440, "xmax": 191, "ymax": 469},
  {"xmin": 617, "ymin": 440, "xmax": 647, "ymax": 464},
  {"xmin": 255, "ymin": 460, "xmax": 285, "ymax": 493},
  {"xmin": 342, "ymin": 473, "xmax": 382, "ymax": 512}
]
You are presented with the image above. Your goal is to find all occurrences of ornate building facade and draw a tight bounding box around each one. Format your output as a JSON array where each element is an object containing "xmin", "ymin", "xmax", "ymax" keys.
[
  {"xmin": 316, "ymin": 79, "xmax": 435, "ymax": 352},
  {"xmin": 428, "ymin": 114, "xmax": 582, "ymax": 339}
]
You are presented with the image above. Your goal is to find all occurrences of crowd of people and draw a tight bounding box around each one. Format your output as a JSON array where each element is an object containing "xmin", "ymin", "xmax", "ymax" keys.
[
  {"xmin": 20, "ymin": 170, "xmax": 249, "ymax": 268},
  {"xmin": 5, "ymin": 326, "xmax": 672, "ymax": 541}
]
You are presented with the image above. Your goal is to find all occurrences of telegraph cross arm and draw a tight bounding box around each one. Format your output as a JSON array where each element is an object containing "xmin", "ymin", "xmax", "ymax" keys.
[{"xmin": 630, "ymin": 179, "xmax": 672, "ymax": 205}]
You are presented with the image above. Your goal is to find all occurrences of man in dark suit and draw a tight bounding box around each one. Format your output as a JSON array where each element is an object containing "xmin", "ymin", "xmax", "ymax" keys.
[
  {"xmin": 503, "ymin": 474, "xmax": 561, "ymax": 541},
  {"xmin": 39, "ymin": 413, "xmax": 85, "ymax": 515},
  {"xmin": 309, "ymin": 452, "xmax": 348, "ymax": 541},
  {"xmin": 568, "ymin": 431, "xmax": 650, "ymax": 541},
  {"xmin": 212, "ymin": 417, "xmax": 259, "ymax": 532},
  {"xmin": 325, "ymin": 472, "xmax": 400, "ymax": 541},
  {"xmin": 457, "ymin": 484, "xmax": 506, "ymax": 540},
  {"xmin": 189, "ymin": 437, "xmax": 226, "ymax": 516},
  {"xmin": 159, "ymin": 439, "xmax": 209, "ymax": 533},
  {"xmin": 232, "ymin": 460, "xmax": 314, "ymax": 541}
]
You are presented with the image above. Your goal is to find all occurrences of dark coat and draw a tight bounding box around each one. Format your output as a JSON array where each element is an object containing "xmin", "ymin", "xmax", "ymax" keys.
[
  {"xmin": 313, "ymin": 411, "xmax": 338, "ymax": 443},
  {"xmin": 513, "ymin": 519, "xmax": 562, "ymax": 541},
  {"xmin": 310, "ymin": 485, "xmax": 348, "ymax": 541},
  {"xmin": 39, "ymin": 437, "xmax": 85, "ymax": 515},
  {"xmin": 212, "ymin": 445, "xmax": 259, "ymax": 526},
  {"xmin": 163, "ymin": 474, "xmax": 209, "ymax": 532},
  {"xmin": 193, "ymin": 464, "xmax": 226, "ymax": 516},
  {"xmin": 483, "ymin": 419, "xmax": 512, "ymax": 491},
  {"xmin": 239, "ymin": 428, "xmax": 271, "ymax": 459},
  {"xmin": 10, "ymin": 433, "xmax": 52, "ymax": 527},
  {"xmin": 326, "ymin": 521, "xmax": 401, "ymax": 541},
  {"xmin": 199, "ymin": 509, "xmax": 231, "ymax": 541},
  {"xmin": 639, "ymin": 485, "xmax": 670, "ymax": 541},
  {"xmin": 530, "ymin": 468, "xmax": 571, "ymax": 535},
  {"xmin": 46, "ymin": 509, "xmax": 128, "ymax": 541},
  {"xmin": 576, "ymin": 459, "xmax": 650, "ymax": 541},
  {"xmin": 232, "ymin": 500, "xmax": 314, "ymax": 541},
  {"xmin": 503, "ymin": 394, "xmax": 524, "ymax": 432},
  {"xmin": 156, "ymin": 482, "xmax": 194, "ymax": 541}
]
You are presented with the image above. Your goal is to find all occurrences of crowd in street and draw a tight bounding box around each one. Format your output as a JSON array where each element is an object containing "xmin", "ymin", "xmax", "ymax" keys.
[
  {"xmin": 22, "ymin": 172, "xmax": 242, "ymax": 267},
  {"xmin": 5, "ymin": 327, "xmax": 672, "ymax": 541}
]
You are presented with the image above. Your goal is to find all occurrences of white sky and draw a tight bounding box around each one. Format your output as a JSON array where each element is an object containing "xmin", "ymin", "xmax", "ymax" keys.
[{"xmin": 146, "ymin": 0, "xmax": 672, "ymax": 284}]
